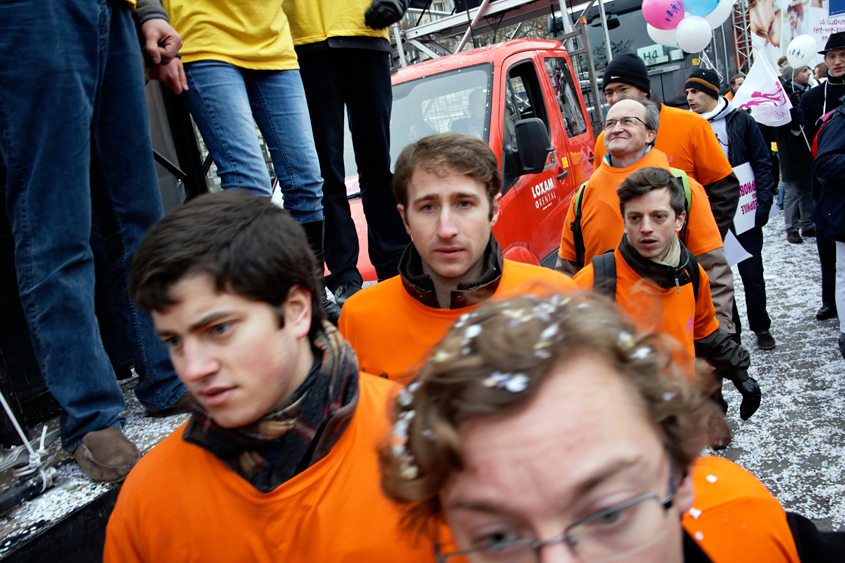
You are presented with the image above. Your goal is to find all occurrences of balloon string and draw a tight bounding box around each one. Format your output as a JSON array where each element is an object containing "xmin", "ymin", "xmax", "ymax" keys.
[{"xmin": 699, "ymin": 50, "xmax": 723, "ymax": 83}]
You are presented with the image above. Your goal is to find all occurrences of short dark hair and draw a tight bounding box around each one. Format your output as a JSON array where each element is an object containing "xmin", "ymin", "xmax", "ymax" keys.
[
  {"xmin": 392, "ymin": 133, "xmax": 501, "ymax": 218},
  {"xmin": 730, "ymin": 73, "xmax": 745, "ymax": 87},
  {"xmin": 787, "ymin": 4, "xmax": 798, "ymax": 14},
  {"xmin": 130, "ymin": 191, "xmax": 324, "ymax": 334},
  {"xmin": 617, "ymin": 167, "xmax": 686, "ymax": 218}
]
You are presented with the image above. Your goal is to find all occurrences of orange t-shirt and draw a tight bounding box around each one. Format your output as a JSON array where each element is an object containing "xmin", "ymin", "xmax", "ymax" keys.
[
  {"xmin": 558, "ymin": 149, "xmax": 723, "ymax": 266},
  {"xmin": 594, "ymin": 104, "xmax": 733, "ymax": 186},
  {"xmin": 104, "ymin": 375, "xmax": 436, "ymax": 563},
  {"xmin": 339, "ymin": 260, "xmax": 576, "ymax": 381},
  {"xmin": 573, "ymin": 247, "xmax": 718, "ymax": 360},
  {"xmin": 683, "ymin": 456, "xmax": 801, "ymax": 563}
]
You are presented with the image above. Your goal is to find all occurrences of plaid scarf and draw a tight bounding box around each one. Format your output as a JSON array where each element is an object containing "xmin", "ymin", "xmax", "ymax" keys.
[{"xmin": 182, "ymin": 321, "xmax": 360, "ymax": 492}]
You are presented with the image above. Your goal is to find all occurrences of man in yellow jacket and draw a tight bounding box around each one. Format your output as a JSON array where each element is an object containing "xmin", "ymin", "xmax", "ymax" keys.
[{"xmin": 283, "ymin": 0, "xmax": 412, "ymax": 305}]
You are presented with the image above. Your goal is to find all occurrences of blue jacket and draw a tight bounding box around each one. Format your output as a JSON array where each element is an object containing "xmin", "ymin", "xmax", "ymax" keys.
[
  {"xmin": 724, "ymin": 107, "xmax": 775, "ymax": 228},
  {"xmin": 814, "ymin": 97, "xmax": 845, "ymax": 242}
]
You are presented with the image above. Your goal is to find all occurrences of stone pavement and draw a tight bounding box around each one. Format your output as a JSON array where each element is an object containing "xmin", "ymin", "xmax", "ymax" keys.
[{"xmin": 718, "ymin": 207, "xmax": 845, "ymax": 531}]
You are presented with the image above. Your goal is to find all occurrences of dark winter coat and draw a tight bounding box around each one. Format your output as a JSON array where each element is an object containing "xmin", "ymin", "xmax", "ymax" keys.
[
  {"xmin": 814, "ymin": 97, "xmax": 845, "ymax": 242},
  {"xmin": 776, "ymin": 79, "xmax": 813, "ymax": 183},
  {"xmin": 725, "ymin": 108, "xmax": 775, "ymax": 227}
]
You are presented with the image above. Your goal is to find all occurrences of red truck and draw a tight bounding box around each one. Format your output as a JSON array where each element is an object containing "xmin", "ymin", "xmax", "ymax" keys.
[{"xmin": 341, "ymin": 38, "xmax": 596, "ymax": 281}]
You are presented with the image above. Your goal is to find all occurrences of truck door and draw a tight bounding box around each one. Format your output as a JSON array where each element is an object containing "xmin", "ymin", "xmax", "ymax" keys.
[
  {"xmin": 542, "ymin": 54, "xmax": 595, "ymax": 187},
  {"xmin": 497, "ymin": 54, "xmax": 573, "ymax": 264}
]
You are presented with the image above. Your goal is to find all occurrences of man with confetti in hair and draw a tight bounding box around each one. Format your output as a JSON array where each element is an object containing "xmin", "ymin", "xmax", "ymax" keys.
[
  {"xmin": 574, "ymin": 167, "xmax": 761, "ymax": 448},
  {"xmin": 339, "ymin": 133, "xmax": 576, "ymax": 381}
]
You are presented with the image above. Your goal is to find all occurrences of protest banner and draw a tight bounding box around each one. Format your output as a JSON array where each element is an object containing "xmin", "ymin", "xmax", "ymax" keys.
[
  {"xmin": 732, "ymin": 162, "xmax": 757, "ymax": 235},
  {"xmin": 733, "ymin": 56, "xmax": 793, "ymax": 126}
]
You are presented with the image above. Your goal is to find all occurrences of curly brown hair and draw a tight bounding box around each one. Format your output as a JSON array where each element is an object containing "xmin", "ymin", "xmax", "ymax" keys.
[{"xmin": 379, "ymin": 293, "xmax": 717, "ymax": 534}]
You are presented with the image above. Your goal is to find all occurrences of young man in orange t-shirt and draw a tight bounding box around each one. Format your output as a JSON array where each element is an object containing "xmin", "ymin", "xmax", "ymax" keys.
[
  {"xmin": 574, "ymin": 167, "xmax": 760, "ymax": 444},
  {"xmin": 596, "ymin": 53, "xmax": 740, "ymax": 239},
  {"xmin": 339, "ymin": 133, "xmax": 576, "ymax": 381},
  {"xmin": 104, "ymin": 192, "xmax": 437, "ymax": 563}
]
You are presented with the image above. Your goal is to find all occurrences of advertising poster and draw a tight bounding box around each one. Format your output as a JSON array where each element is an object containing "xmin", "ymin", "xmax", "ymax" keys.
[{"xmin": 749, "ymin": 0, "xmax": 845, "ymax": 72}]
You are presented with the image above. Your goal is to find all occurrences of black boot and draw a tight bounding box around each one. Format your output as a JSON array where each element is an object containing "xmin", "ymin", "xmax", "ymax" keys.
[{"xmin": 301, "ymin": 220, "xmax": 342, "ymax": 326}]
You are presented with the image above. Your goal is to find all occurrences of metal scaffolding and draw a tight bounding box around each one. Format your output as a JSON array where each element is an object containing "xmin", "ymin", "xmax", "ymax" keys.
[{"xmin": 732, "ymin": 0, "xmax": 753, "ymax": 74}]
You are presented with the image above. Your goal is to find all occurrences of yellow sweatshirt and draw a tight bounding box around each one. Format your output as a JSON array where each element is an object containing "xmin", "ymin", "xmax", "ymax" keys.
[
  {"xmin": 282, "ymin": 0, "xmax": 390, "ymax": 46},
  {"xmin": 162, "ymin": 0, "xmax": 298, "ymax": 70}
]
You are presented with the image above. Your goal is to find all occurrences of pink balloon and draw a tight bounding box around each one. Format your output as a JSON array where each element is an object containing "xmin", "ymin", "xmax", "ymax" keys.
[{"xmin": 642, "ymin": 0, "xmax": 686, "ymax": 30}]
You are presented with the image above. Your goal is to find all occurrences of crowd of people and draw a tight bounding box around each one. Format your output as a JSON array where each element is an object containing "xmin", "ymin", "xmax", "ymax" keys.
[{"xmin": 2, "ymin": 0, "xmax": 845, "ymax": 560}]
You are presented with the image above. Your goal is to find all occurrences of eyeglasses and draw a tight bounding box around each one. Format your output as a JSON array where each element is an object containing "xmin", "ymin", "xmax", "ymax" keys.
[
  {"xmin": 601, "ymin": 116, "xmax": 649, "ymax": 130},
  {"xmin": 435, "ymin": 473, "xmax": 676, "ymax": 563}
]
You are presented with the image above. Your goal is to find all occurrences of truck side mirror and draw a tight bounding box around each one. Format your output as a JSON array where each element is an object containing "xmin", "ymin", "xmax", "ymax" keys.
[{"xmin": 514, "ymin": 118, "xmax": 552, "ymax": 175}]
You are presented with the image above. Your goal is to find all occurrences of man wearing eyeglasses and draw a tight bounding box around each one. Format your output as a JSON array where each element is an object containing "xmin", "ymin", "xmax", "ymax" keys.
[
  {"xmin": 556, "ymin": 99, "xmax": 735, "ymax": 335},
  {"xmin": 595, "ymin": 54, "xmax": 741, "ymax": 245},
  {"xmin": 380, "ymin": 295, "xmax": 844, "ymax": 563}
]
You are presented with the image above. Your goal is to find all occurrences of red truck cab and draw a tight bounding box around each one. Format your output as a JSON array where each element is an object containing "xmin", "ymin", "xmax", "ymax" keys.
[{"xmin": 342, "ymin": 38, "xmax": 595, "ymax": 280}]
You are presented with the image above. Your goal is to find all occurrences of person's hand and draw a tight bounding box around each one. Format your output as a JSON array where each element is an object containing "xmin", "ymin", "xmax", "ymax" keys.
[
  {"xmin": 365, "ymin": 0, "xmax": 406, "ymax": 29},
  {"xmin": 733, "ymin": 375, "xmax": 761, "ymax": 420},
  {"xmin": 756, "ymin": 211, "xmax": 769, "ymax": 228},
  {"xmin": 141, "ymin": 18, "xmax": 183, "ymax": 65},
  {"xmin": 149, "ymin": 59, "xmax": 188, "ymax": 95}
]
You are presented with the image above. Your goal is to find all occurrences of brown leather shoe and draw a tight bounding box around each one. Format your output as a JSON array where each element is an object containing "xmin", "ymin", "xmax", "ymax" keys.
[
  {"xmin": 707, "ymin": 414, "xmax": 732, "ymax": 450},
  {"xmin": 72, "ymin": 427, "xmax": 141, "ymax": 483},
  {"xmin": 146, "ymin": 392, "xmax": 193, "ymax": 417}
]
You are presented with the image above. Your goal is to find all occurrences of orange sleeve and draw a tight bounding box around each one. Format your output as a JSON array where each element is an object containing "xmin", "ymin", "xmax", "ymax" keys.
[
  {"xmin": 572, "ymin": 263, "xmax": 595, "ymax": 289},
  {"xmin": 558, "ymin": 191, "xmax": 579, "ymax": 261},
  {"xmin": 725, "ymin": 91, "xmax": 734, "ymax": 101},
  {"xmin": 683, "ymin": 457, "xmax": 801, "ymax": 563},
  {"xmin": 593, "ymin": 131, "xmax": 606, "ymax": 171},
  {"xmin": 689, "ymin": 117, "xmax": 734, "ymax": 186},
  {"xmin": 683, "ymin": 178, "xmax": 724, "ymax": 256},
  {"xmin": 694, "ymin": 264, "xmax": 719, "ymax": 339},
  {"xmin": 104, "ymin": 475, "xmax": 147, "ymax": 563}
]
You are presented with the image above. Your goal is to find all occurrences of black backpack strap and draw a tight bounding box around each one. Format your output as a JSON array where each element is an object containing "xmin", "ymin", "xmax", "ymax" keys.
[
  {"xmin": 569, "ymin": 181, "xmax": 589, "ymax": 267},
  {"xmin": 685, "ymin": 251, "xmax": 701, "ymax": 303},
  {"xmin": 591, "ymin": 250, "xmax": 617, "ymax": 301}
]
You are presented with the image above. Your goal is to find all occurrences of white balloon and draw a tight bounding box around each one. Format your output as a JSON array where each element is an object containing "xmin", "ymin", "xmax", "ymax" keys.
[
  {"xmin": 704, "ymin": 0, "xmax": 734, "ymax": 29},
  {"xmin": 647, "ymin": 23, "xmax": 678, "ymax": 46},
  {"xmin": 786, "ymin": 34, "xmax": 818, "ymax": 67},
  {"xmin": 676, "ymin": 15, "xmax": 713, "ymax": 53}
]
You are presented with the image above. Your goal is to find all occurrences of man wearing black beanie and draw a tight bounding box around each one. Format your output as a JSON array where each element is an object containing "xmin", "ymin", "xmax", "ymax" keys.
[
  {"xmin": 686, "ymin": 68, "xmax": 777, "ymax": 351},
  {"xmin": 596, "ymin": 53, "xmax": 740, "ymax": 335}
]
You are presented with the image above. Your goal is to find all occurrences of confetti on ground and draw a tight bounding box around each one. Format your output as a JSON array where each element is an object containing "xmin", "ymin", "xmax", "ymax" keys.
[{"xmin": 713, "ymin": 207, "xmax": 845, "ymax": 532}]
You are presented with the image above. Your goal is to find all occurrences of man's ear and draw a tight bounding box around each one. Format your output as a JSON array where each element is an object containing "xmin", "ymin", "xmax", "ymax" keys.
[
  {"xmin": 283, "ymin": 286, "xmax": 312, "ymax": 339},
  {"xmin": 490, "ymin": 193, "xmax": 502, "ymax": 226},
  {"xmin": 674, "ymin": 211, "xmax": 687, "ymax": 233},
  {"xmin": 397, "ymin": 204, "xmax": 412, "ymax": 238},
  {"xmin": 646, "ymin": 128, "xmax": 658, "ymax": 146},
  {"xmin": 673, "ymin": 465, "xmax": 696, "ymax": 516}
]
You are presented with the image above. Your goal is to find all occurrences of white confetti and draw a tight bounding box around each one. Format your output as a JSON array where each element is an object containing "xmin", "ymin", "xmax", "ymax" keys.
[
  {"xmin": 688, "ymin": 507, "xmax": 702, "ymax": 520},
  {"xmin": 694, "ymin": 531, "xmax": 704, "ymax": 541},
  {"xmin": 706, "ymin": 475, "xmax": 718, "ymax": 483},
  {"xmin": 465, "ymin": 325, "xmax": 482, "ymax": 339},
  {"xmin": 630, "ymin": 347, "xmax": 651, "ymax": 359}
]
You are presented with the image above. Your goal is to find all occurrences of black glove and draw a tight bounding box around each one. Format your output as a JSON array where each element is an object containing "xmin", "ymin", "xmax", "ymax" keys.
[
  {"xmin": 755, "ymin": 211, "xmax": 769, "ymax": 228},
  {"xmin": 365, "ymin": 0, "xmax": 406, "ymax": 29},
  {"xmin": 732, "ymin": 374, "xmax": 761, "ymax": 420}
]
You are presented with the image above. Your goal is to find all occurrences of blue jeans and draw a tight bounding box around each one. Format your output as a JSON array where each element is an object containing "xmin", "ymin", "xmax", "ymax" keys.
[
  {"xmin": 0, "ymin": 0, "xmax": 185, "ymax": 451},
  {"xmin": 182, "ymin": 61, "xmax": 323, "ymax": 223}
]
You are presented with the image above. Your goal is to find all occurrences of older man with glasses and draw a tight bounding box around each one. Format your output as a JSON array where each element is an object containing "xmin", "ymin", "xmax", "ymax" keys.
[{"xmin": 556, "ymin": 99, "xmax": 733, "ymax": 336}]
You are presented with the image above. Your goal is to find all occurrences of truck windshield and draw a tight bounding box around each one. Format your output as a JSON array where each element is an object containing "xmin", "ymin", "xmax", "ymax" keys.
[{"xmin": 343, "ymin": 63, "xmax": 493, "ymax": 196}]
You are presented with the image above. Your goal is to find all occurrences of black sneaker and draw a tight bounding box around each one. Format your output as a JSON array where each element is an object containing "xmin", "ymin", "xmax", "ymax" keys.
[
  {"xmin": 816, "ymin": 305, "xmax": 837, "ymax": 321},
  {"xmin": 786, "ymin": 231, "xmax": 803, "ymax": 244},
  {"xmin": 755, "ymin": 330, "xmax": 776, "ymax": 350}
]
